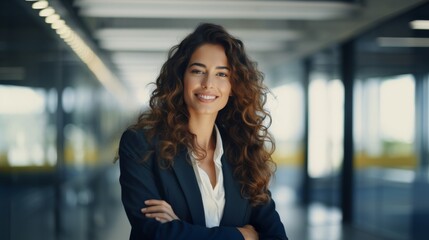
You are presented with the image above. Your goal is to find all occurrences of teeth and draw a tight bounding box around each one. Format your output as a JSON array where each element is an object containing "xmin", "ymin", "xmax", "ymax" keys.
[{"xmin": 198, "ymin": 94, "xmax": 216, "ymax": 100}]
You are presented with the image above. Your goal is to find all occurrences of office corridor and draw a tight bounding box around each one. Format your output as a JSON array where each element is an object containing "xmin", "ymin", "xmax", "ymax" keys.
[{"xmin": 2, "ymin": 0, "xmax": 429, "ymax": 239}]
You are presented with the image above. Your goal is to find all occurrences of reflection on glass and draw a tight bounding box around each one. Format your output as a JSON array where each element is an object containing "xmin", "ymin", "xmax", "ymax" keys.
[
  {"xmin": 307, "ymin": 203, "xmax": 342, "ymax": 240},
  {"xmin": 354, "ymin": 74, "xmax": 416, "ymax": 168},
  {"xmin": 266, "ymin": 82, "xmax": 305, "ymax": 205},
  {"xmin": 62, "ymin": 87, "xmax": 76, "ymax": 113},
  {"xmin": 0, "ymin": 86, "xmax": 45, "ymax": 114},
  {"xmin": 267, "ymin": 82, "xmax": 305, "ymax": 165},
  {"xmin": 380, "ymin": 75, "xmax": 415, "ymax": 147},
  {"xmin": 308, "ymin": 78, "xmax": 344, "ymax": 178},
  {"xmin": 354, "ymin": 74, "xmax": 416, "ymax": 239},
  {"xmin": 0, "ymin": 85, "xmax": 56, "ymax": 167},
  {"xmin": 427, "ymin": 76, "xmax": 429, "ymax": 177},
  {"xmin": 64, "ymin": 123, "xmax": 98, "ymax": 167}
]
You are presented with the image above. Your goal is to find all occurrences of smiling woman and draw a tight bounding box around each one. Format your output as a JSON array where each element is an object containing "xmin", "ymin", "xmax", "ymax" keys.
[
  {"xmin": 184, "ymin": 44, "xmax": 232, "ymax": 118},
  {"xmin": 118, "ymin": 23, "xmax": 288, "ymax": 240}
]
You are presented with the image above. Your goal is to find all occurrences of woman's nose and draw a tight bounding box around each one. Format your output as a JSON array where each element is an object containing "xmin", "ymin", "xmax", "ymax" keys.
[{"xmin": 201, "ymin": 74, "xmax": 214, "ymax": 89}]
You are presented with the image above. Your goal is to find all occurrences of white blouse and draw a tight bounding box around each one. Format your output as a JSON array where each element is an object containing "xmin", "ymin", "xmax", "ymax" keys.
[{"xmin": 189, "ymin": 126, "xmax": 225, "ymax": 228}]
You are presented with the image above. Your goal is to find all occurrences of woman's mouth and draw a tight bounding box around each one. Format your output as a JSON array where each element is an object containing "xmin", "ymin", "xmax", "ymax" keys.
[{"xmin": 196, "ymin": 94, "xmax": 217, "ymax": 101}]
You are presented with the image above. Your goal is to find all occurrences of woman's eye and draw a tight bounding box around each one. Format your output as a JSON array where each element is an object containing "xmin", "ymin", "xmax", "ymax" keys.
[
  {"xmin": 217, "ymin": 72, "xmax": 228, "ymax": 77},
  {"xmin": 191, "ymin": 69, "xmax": 204, "ymax": 75}
]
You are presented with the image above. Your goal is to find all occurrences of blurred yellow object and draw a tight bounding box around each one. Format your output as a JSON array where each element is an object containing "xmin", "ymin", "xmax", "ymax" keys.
[
  {"xmin": 355, "ymin": 152, "xmax": 417, "ymax": 169},
  {"xmin": 272, "ymin": 149, "xmax": 304, "ymax": 166}
]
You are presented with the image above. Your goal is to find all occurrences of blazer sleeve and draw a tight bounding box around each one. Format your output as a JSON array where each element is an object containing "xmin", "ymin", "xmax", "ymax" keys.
[
  {"xmin": 249, "ymin": 192, "xmax": 288, "ymax": 240},
  {"xmin": 119, "ymin": 129, "xmax": 245, "ymax": 240}
]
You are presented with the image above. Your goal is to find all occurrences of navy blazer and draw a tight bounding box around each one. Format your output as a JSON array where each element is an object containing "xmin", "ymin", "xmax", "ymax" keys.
[{"xmin": 119, "ymin": 128, "xmax": 288, "ymax": 240}]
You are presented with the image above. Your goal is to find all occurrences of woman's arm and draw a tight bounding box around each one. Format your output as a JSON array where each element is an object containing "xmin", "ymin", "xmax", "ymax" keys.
[
  {"xmin": 119, "ymin": 129, "xmax": 245, "ymax": 240},
  {"xmin": 249, "ymin": 193, "xmax": 288, "ymax": 240},
  {"xmin": 143, "ymin": 199, "xmax": 259, "ymax": 240},
  {"xmin": 237, "ymin": 225, "xmax": 259, "ymax": 240},
  {"xmin": 141, "ymin": 199, "xmax": 179, "ymax": 223}
]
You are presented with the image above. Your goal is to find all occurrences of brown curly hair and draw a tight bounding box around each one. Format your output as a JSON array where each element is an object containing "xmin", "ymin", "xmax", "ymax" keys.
[{"xmin": 131, "ymin": 23, "xmax": 276, "ymax": 206}]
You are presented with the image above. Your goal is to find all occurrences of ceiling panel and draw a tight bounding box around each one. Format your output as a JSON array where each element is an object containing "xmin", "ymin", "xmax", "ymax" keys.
[
  {"xmin": 69, "ymin": 0, "xmax": 425, "ymax": 105},
  {"xmin": 75, "ymin": 0, "xmax": 359, "ymax": 20}
]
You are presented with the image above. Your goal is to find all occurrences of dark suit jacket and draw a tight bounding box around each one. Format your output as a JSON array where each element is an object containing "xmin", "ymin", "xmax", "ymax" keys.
[{"xmin": 119, "ymin": 128, "xmax": 288, "ymax": 240}]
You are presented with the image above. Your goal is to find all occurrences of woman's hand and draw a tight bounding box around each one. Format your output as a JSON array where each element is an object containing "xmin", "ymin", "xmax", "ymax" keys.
[
  {"xmin": 141, "ymin": 199, "xmax": 179, "ymax": 223},
  {"xmin": 237, "ymin": 225, "xmax": 259, "ymax": 240}
]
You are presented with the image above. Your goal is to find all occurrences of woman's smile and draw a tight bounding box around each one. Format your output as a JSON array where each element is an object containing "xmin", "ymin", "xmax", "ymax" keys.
[{"xmin": 196, "ymin": 93, "xmax": 218, "ymax": 101}]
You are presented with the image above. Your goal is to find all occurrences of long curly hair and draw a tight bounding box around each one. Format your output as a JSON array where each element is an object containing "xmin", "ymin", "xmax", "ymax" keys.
[{"xmin": 132, "ymin": 23, "xmax": 276, "ymax": 206}]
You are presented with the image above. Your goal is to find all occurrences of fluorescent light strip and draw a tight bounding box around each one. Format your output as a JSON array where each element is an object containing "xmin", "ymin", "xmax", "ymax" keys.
[
  {"xmin": 378, "ymin": 37, "xmax": 429, "ymax": 47},
  {"xmin": 96, "ymin": 28, "xmax": 299, "ymax": 52},
  {"xmin": 27, "ymin": 0, "xmax": 129, "ymax": 105},
  {"xmin": 39, "ymin": 7, "xmax": 55, "ymax": 17},
  {"xmin": 410, "ymin": 20, "xmax": 429, "ymax": 30},
  {"xmin": 75, "ymin": 0, "xmax": 359, "ymax": 20},
  {"xmin": 32, "ymin": 0, "xmax": 48, "ymax": 9},
  {"xmin": 96, "ymin": 28, "xmax": 300, "ymax": 41},
  {"xmin": 45, "ymin": 14, "xmax": 60, "ymax": 24}
]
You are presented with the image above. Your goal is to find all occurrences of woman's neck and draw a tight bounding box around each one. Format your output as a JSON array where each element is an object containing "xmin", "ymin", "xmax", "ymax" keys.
[{"xmin": 188, "ymin": 115, "xmax": 216, "ymax": 150}]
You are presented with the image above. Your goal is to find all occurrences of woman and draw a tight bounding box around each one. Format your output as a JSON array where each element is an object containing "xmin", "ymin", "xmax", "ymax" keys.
[{"xmin": 119, "ymin": 23, "xmax": 288, "ymax": 240}]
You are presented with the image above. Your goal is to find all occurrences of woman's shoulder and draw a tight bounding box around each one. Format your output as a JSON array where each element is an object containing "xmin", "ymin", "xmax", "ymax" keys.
[
  {"xmin": 119, "ymin": 127, "xmax": 155, "ymax": 160},
  {"xmin": 120, "ymin": 127, "xmax": 150, "ymax": 144}
]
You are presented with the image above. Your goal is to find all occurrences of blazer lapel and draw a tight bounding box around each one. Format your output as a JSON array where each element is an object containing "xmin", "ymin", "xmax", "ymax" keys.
[
  {"xmin": 220, "ymin": 155, "xmax": 249, "ymax": 226},
  {"xmin": 172, "ymin": 150, "xmax": 206, "ymax": 226}
]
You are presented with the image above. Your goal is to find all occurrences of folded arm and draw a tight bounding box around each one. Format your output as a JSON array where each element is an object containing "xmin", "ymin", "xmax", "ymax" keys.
[{"xmin": 119, "ymin": 129, "xmax": 246, "ymax": 240}]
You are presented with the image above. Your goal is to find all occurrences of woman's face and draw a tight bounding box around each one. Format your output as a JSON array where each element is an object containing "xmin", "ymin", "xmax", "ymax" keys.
[{"xmin": 183, "ymin": 44, "xmax": 232, "ymax": 118}]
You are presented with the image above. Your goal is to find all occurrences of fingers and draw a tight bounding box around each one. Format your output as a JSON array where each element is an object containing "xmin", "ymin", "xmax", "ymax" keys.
[
  {"xmin": 243, "ymin": 225, "xmax": 255, "ymax": 231},
  {"xmin": 141, "ymin": 206, "xmax": 177, "ymax": 220},
  {"xmin": 145, "ymin": 199, "xmax": 169, "ymax": 206},
  {"xmin": 142, "ymin": 200, "xmax": 177, "ymax": 218},
  {"xmin": 141, "ymin": 199, "xmax": 179, "ymax": 223},
  {"xmin": 238, "ymin": 225, "xmax": 259, "ymax": 240},
  {"xmin": 142, "ymin": 212, "xmax": 174, "ymax": 223}
]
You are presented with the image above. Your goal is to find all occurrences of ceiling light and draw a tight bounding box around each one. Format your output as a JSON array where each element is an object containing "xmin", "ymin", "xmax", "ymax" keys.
[
  {"xmin": 410, "ymin": 20, "xmax": 429, "ymax": 30},
  {"xmin": 378, "ymin": 37, "xmax": 429, "ymax": 47},
  {"xmin": 32, "ymin": 0, "xmax": 48, "ymax": 9},
  {"xmin": 39, "ymin": 7, "xmax": 55, "ymax": 17},
  {"xmin": 59, "ymin": 30, "xmax": 74, "ymax": 42},
  {"xmin": 45, "ymin": 14, "xmax": 60, "ymax": 24},
  {"xmin": 56, "ymin": 25, "xmax": 71, "ymax": 36},
  {"xmin": 26, "ymin": 0, "xmax": 131, "ymax": 107},
  {"xmin": 77, "ymin": 1, "xmax": 359, "ymax": 20},
  {"xmin": 51, "ymin": 20, "xmax": 65, "ymax": 29}
]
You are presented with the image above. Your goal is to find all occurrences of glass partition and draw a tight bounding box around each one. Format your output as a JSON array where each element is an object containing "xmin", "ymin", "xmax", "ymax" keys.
[
  {"xmin": 266, "ymin": 62, "xmax": 306, "ymax": 206},
  {"xmin": 0, "ymin": 86, "xmax": 57, "ymax": 168},
  {"xmin": 354, "ymin": 75, "xmax": 415, "ymax": 238},
  {"xmin": 352, "ymin": 3, "xmax": 429, "ymax": 238},
  {"xmin": 307, "ymin": 47, "xmax": 343, "ymax": 208}
]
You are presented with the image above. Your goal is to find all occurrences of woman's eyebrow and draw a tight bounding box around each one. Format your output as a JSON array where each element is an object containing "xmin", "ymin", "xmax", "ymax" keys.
[
  {"xmin": 188, "ymin": 62, "xmax": 230, "ymax": 71},
  {"xmin": 188, "ymin": 62, "xmax": 206, "ymax": 68},
  {"xmin": 216, "ymin": 66, "xmax": 230, "ymax": 71}
]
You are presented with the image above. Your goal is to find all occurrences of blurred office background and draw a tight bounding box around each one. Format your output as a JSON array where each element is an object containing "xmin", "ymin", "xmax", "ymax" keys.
[{"xmin": 1, "ymin": 0, "xmax": 429, "ymax": 239}]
